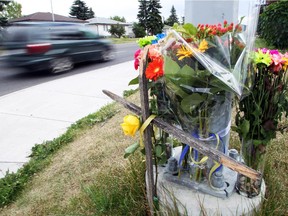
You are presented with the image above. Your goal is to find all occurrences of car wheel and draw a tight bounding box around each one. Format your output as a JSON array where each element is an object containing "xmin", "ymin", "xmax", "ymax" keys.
[
  {"xmin": 100, "ymin": 49, "xmax": 115, "ymax": 62},
  {"xmin": 50, "ymin": 57, "xmax": 74, "ymax": 74}
]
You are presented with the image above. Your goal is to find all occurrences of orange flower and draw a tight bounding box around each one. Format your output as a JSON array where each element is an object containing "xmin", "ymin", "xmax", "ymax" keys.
[{"xmin": 145, "ymin": 57, "xmax": 164, "ymax": 81}]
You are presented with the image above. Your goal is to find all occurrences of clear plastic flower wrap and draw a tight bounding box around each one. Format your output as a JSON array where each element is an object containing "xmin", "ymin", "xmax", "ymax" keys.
[{"xmin": 152, "ymin": 6, "xmax": 260, "ymax": 182}]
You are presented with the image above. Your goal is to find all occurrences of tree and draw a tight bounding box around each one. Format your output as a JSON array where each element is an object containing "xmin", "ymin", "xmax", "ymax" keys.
[
  {"xmin": 109, "ymin": 16, "xmax": 126, "ymax": 38},
  {"xmin": 3, "ymin": 1, "xmax": 21, "ymax": 19},
  {"xmin": 258, "ymin": 0, "xmax": 288, "ymax": 49},
  {"xmin": 147, "ymin": 0, "xmax": 163, "ymax": 35},
  {"xmin": 69, "ymin": 0, "xmax": 94, "ymax": 20},
  {"xmin": 164, "ymin": 5, "xmax": 179, "ymax": 26},
  {"xmin": 87, "ymin": 7, "xmax": 94, "ymax": 19},
  {"xmin": 0, "ymin": 0, "xmax": 11, "ymax": 12},
  {"xmin": 109, "ymin": 23, "xmax": 126, "ymax": 38},
  {"xmin": 137, "ymin": 0, "xmax": 149, "ymax": 33},
  {"xmin": 0, "ymin": 0, "xmax": 21, "ymax": 26},
  {"xmin": 110, "ymin": 16, "xmax": 126, "ymax": 23},
  {"xmin": 132, "ymin": 22, "xmax": 146, "ymax": 37}
]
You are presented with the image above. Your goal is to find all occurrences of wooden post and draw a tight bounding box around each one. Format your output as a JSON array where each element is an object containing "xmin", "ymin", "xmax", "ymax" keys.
[{"xmin": 138, "ymin": 46, "xmax": 155, "ymax": 213}]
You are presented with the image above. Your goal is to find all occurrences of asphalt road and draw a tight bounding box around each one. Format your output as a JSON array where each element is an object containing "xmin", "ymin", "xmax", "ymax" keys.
[{"xmin": 0, "ymin": 42, "xmax": 138, "ymax": 97}]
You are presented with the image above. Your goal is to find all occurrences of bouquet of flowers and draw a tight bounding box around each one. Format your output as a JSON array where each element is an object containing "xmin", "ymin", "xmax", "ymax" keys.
[
  {"xmin": 153, "ymin": 20, "xmax": 253, "ymax": 183},
  {"xmin": 235, "ymin": 48, "xmax": 288, "ymax": 197},
  {"xmin": 127, "ymin": 19, "xmax": 258, "ymax": 186}
]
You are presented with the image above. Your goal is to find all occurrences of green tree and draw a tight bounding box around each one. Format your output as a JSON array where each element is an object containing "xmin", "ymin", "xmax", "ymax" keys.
[
  {"xmin": 258, "ymin": 0, "xmax": 288, "ymax": 49},
  {"xmin": 108, "ymin": 23, "xmax": 126, "ymax": 38},
  {"xmin": 137, "ymin": 0, "xmax": 149, "ymax": 33},
  {"xmin": 69, "ymin": 0, "xmax": 94, "ymax": 20},
  {"xmin": 110, "ymin": 16, "xmax": 126, "ymax": 23},
  {"xmin": 0, "ymin": 0, "xmax": 21, "ymax": 26},
  {"xmin": 0, "ymin": 0, "xmax": 11, "ymax": 12},
  {"xmin": 132, "ymin": 22, "xmax": 146, "ymax": 37},
  {"xmin": 147, "ymin": 0, "xmax": 163, "ymax": 35},
  {"xmin": 164, "ymin": 5, "xmax": 179, "ymax": 26},
  {"xmin": 87, "ymin": 7, "xmax": 94, "ymax": 19}
]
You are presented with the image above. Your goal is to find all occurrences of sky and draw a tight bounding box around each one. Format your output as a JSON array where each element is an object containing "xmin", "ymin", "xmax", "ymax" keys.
[{"xmin": 16, "ymin": 0, "xmax": 185, "ymax": 23}]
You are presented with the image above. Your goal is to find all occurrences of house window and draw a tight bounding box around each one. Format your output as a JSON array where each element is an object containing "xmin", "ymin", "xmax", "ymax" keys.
[{"xmin": 103, "ymin": 25, "xmax": 109, "ymax": 31}]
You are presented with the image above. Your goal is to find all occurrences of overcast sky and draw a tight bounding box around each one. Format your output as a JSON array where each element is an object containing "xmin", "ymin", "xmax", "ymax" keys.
[{"xmin": 16, "ymin": 0, "xmax": 185, "ymax": 22}]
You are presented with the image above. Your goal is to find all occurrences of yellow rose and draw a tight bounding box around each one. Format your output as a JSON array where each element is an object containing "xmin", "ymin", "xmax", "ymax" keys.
[{"xmin": 121, "ymin": 115, "xmax": 140, "ymax": 137}]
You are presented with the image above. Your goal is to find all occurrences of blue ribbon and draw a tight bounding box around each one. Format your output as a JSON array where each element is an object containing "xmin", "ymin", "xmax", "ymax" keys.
[{"xmin": 178, "ymin": 132, "xmax": 225, "ymax": 173}]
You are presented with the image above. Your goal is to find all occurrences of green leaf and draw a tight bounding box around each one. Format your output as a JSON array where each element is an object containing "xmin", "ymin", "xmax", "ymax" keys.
[
  {"xmin": 183, "ymin": 23, "xmax": 197, "ymax": 36},
  {"xmin": 180, "ymin": 93, "xmax": 205, "ymax": 113},
  {"xmin": 124, "ymin": 142, "xmax": 140, "ymax": 158},
  {"xmin": 128, "ymin": 76, "xmax": 139, "ymax": 85},
  {"xmin": 164, "ymin": 55, "xmax": 181, "ymax": 75},
  {"xmin": 230, "ymin": 125, "xmax": 238, "ymax": 132},
  {"xmin": 165, "ymin": 80, "xmax": 188, "ymax": 99},
  {"xmin": 253, "ymin": 139, "xmax": 265, "ymax": 147},
  {"xmin": 155, "ymin": 145, "xmax": 163, "ymax": 158},
  {"xmin": 239, "ymin": 119, "xmax": 250, "ymax": 139},
  {"xmin": 252, "ymin": 104, "xmax": 262, "ymax": 118}
]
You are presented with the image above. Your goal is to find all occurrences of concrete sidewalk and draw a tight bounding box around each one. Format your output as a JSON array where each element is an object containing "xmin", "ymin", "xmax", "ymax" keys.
[{"xmin": 0, "ymin": 61, "xmax": 137, "ymax": 177}]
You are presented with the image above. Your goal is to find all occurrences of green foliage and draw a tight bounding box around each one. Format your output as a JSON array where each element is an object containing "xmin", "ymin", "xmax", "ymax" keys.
[
  {"xmin": 0, "ymin": 0, "xmax": 11, "ymax": 12},
  {"xmin": 69, "ymin": 0, "xmax": 94, "ymax": 20},
  {"xmin": 0, "ymin": 103, "xmax": 117, "ymax": 208},
  {"xmin": 123, "ymin": 88, "xmax": 139, "ymax": 97},
  {"xmin": 137, "ymin": 0, "xmax": 164, "ymax": 35},
  {"xmin": 0, "ymin": 0, "xmax": 21, "ymax": 26},
  {"xmin": 132, "ymin": 22, "xmax": 146, "ymax": 38},
  {"xmin": 164, "ymin": 5, "xmax": 179, "ymax": 26},
  {"xmin": 258, "ymin": 0, "xmax": 288, "ymax": 49},
  {"xmin": 108, "ymin": 23, "xmax": 126, "ymax": 38},
  {"xmin": 110, "ymin": 15, "xmax": 126, "ymax": 23},
  {"xmin": 137, "ymin": 0, "xmax": 149, "ymax": 33},
  {"xmin": 87, "ymin": 7, "xmax": 94, "ymax": 19},
  {"xmin": 147, "ymin": 0, "xmax": 164, "ymax": 35}
]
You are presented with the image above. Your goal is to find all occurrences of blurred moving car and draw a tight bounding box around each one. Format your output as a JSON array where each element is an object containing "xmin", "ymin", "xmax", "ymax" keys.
[{"xmin": 1, "ymin": 22, "xmax": 115, "ymax": 73}]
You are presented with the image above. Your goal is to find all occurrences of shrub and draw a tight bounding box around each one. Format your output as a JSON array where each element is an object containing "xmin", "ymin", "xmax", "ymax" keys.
[
  {"xmin": 258, "ymin": 0, "xmax": 288, "ymax": 49},
  {"xmin": 132, "ymin": 22, "xmax": 146, "ymax": 38}
]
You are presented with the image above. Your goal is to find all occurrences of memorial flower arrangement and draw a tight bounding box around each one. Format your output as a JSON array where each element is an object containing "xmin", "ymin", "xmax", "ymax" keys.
[
  {"xmin": 154, "ymin": 20, "xmax": 251, "ymax": 183},
  {"xmin": 123, "ymin": 19, "xmax": 256, "ymax": 185},
  {"xmin": 235, "ymin": 48, "xmax": 288, "ymax": 197}
]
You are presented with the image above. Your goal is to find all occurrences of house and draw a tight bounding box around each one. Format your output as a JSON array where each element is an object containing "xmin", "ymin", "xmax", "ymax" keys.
[
  {"xmin": 86, "ymin": 17, "xmax": 134, "ymax": 37},
  {"xmin": 8, "ymin": 12, "xmax": 87, "ymax": 24}
]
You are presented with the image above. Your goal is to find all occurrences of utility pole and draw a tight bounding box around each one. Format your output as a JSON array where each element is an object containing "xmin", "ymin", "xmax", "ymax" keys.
[{"xmin": 50, "ymin": 0, "xmax": 55, "ymax": 22}]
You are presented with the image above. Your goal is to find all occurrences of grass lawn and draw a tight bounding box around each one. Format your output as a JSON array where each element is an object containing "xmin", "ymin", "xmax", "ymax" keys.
[{"xmin": 110, "ymin": 37, "xmax": 139, "ymax": 44}]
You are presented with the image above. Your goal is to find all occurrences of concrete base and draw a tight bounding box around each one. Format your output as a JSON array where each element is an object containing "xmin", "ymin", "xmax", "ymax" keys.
[{"xmin": 155, "ymin": 165, "xmax": 266, "ymax": 216}]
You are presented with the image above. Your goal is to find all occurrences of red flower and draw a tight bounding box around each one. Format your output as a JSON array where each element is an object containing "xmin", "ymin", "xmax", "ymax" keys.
[{"xmin": 145, "ymin": 57, "xmax": 164, "ymax": 81}]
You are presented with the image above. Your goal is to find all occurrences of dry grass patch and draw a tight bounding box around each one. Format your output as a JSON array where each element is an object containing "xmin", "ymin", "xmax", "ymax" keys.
[{"xmin": 0, "ymin": 93, "xmax": 145, "ymax": 216}]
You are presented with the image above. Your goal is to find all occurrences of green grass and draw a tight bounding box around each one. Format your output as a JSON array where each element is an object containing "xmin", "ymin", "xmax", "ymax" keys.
[
  {"xmin": 0, "ymin": 103, "xmax": 118, "ymax": 208},
  {"xmin": 110, "ymin": 37, "xmax": 139, "ymax": 44}
]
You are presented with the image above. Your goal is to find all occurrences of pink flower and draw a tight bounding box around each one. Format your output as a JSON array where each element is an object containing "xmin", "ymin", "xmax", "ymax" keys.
[
  {"xmin": 260, "ymin": 48, "xmax": 269, "ymax": 54},
  {"xmin": 269, "ymin": 52, "xmax": 284, "ymax": 73},
  {"xmin": 134, "ymin": 49, "xmax": 142, "ymax": 70},
  {"xmin": 269, "ymin": 49, "xmax": 280, "ymax": 55}
]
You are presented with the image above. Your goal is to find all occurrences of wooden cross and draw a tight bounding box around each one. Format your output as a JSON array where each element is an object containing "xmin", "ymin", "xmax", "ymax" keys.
[{"xmin": 103, "ymin": 46, "xmax": 262, "ymax": 213}]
